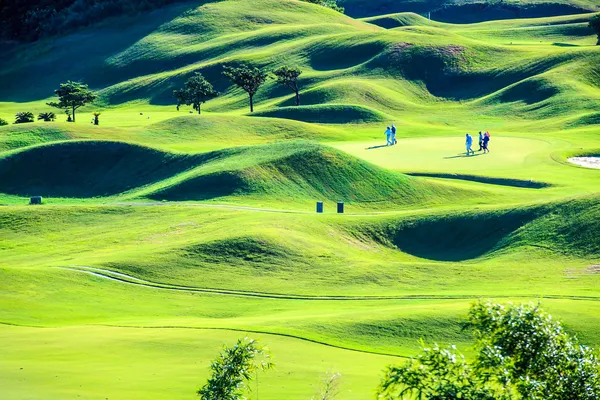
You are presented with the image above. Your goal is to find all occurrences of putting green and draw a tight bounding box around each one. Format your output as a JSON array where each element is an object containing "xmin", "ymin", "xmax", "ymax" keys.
[{"xmin": 332, "ymin": 136, "xmax": 553, "ymax": 174}]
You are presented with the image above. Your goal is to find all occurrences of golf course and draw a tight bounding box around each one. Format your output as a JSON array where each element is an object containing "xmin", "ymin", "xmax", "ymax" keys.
[{"xmin": 1, "ymin": 0, "xmax": 599, "ymax": 398}]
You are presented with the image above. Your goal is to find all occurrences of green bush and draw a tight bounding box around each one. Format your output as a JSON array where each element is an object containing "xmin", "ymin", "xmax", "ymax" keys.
[
  {"xmin": 0, "ymin": 117, "xmax": 8, "ymax": 126},
  {"xmin": 37, "ymin": 112, "xmax": 56, "ymax": 122},
  {"xmin": 14, "ymin": 111, "xmax": 34, "ymax": 124},
  {"xmin": 378, "ymin": 301, "xmax": 600, "ymax": 399}
]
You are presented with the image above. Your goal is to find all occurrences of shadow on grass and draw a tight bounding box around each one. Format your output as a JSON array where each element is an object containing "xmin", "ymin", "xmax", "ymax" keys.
[
  {"xmin": 366, "ymin": 144, "xmax": 389, "ymax": 150},
  {"xmin": 444, "ymin": 152, "xmax": 485, "ymax": 159}
]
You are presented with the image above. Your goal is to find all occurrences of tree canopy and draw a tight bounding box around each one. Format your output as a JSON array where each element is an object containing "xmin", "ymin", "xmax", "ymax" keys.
[
  {"xmin": 378, "ymin": 301, "xmax": 600, "ymax": 399},
  {"xmin": 223, "ymin": 65, "xmax": 268, "ymax": 113},
  {"xmin": 301, "ymin": 0, "xmax": 344, "ymax": 12},
  {"xmin": 174, "ymin": 72, "xmax": 217, "ymax": 114},
  {"xmin": 47, "ymin": 81, "xmax": 97, "ymax": 123},
  {"xmin": 272, "ymin": 66, "xmax": 303, "ymax": 106},
  {"xmin": 197, "ymin": 337, "xmax": 273, "ymax": 400}
]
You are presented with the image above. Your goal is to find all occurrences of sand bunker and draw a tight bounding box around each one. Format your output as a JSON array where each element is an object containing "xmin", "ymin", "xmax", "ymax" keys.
[{"xmin": 568, "ymin": 157, "xmax": 600, "ymax": 169}]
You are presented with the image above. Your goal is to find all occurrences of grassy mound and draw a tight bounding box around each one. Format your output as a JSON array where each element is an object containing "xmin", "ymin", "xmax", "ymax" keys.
[
  {"xmin": 0, "ymin": 141, "xmax": 202, "ymax": 197},
  {"xmin": 252, "ymin": 104, "xmax": 388, "ymax": 123},
  {"xmin": 148, "ymin": 141, "xmax": 472, "ymax": 205}
]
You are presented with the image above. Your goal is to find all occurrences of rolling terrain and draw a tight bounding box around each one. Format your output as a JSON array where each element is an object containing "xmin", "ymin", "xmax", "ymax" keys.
[{"xmin": 1, "ymin": 0, "xmax": 599, "ymax": 399}]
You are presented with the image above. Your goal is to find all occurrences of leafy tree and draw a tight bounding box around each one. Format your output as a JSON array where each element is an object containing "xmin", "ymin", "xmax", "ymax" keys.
[
  {"xmin": 301, "ymin": 0, "xmax": 344, "ymax": 13},
  {"xmin": 0, "ymin": 118, "xmax": 8, "ymax": 126},
  {"xmin": 467, "ymin": 301, "xmax": 600, "ymax": 399},
  {"xmin": 47, "ymin": 81, "xmax": 96, "ymax": 123},
  {"xmin": 590, "ymin": 14, "xmax": 600, "ymax": 45},
  {"xmin": 272, "ymin": 66, "xmax": 302, "ymax": 106},
  {"xmin": 223, "ymin": 65, "xmax": 267, "ymax": 113},
  {"xmin": 37, "ymin": 112, "xmax": 56, "ymax": 122},
  {"xmin": 173, "ymin": 72, "xmax": 217, "ymax": 114},
  {"xmin": 378, "ymin": 301, "xmax": 600, "ymax": 399},
  {"xmin": 92, "ymin": 111, "xmax": 101, "ymax": 125},
  {"xmin": 378, "ymin": 343, "xmax": 511, "ymax": 399},
  {"xmin": 14, "ymin": 111, "xmax": 34, "ymax": 124},
  {"xmin": 197, "ymin": 337, "xmax": 273, "ymax": 400}
]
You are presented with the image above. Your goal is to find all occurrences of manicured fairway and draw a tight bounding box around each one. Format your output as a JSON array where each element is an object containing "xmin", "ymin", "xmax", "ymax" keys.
[{"xmin": 1, "ymin": 0, "xmax": 600, "ymax": 398}]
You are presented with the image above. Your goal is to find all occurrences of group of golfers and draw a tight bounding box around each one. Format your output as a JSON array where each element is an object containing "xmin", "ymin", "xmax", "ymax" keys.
[
  {"xmin": 465, "ymin": 131, "xmax": 491, "ymax": 155},
  {"xmin": 383, "ymin": 125, "xmax": 491, "ymax": 155}
]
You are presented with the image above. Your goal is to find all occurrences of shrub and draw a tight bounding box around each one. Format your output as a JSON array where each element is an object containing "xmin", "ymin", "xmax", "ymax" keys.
[
  {"xmin": 37, "ymin": 111, "xmax": 56, "ymax": 122},
  {"xmin": 378, "ymin": 301, "xmax": 600, "ymax": 399},
  {"xmin": 14, "ymin": 111, "xmax": 34, "ymax": 124},
  {"xmin": 197, "ymin": 337, "xmax": 273, "ymax": 400},
  {"xmin": 0, "ymin": 117, "xmax": 8, "ymax": 126}
]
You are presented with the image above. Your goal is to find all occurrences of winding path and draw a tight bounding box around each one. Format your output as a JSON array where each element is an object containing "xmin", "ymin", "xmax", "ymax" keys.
[{"xmin": 62, "ymin": 266, "xmax": 600, "ymax": 302}]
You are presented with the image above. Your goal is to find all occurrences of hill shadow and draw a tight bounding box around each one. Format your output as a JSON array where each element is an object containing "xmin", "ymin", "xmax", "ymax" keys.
[
  {"xmin": 0, "ymin": 141, "xmax": 207, "ymax": 197},
  {"xmin": 0, "ymin": 2, "xmax": 213, "ymax": 102}
]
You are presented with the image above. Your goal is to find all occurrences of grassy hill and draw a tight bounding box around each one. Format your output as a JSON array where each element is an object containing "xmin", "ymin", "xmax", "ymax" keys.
[{"xmin": 1, "ymin": 0, "xmax": 600, "ymax": 399}]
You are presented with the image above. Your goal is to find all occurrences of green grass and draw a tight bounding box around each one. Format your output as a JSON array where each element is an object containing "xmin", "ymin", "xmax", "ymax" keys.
[{"xmin": 1, "ymin": 0, "xmax": 600, "ymax": 398}]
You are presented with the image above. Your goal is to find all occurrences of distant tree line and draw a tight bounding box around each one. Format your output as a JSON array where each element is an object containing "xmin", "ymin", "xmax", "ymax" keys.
[
  {"xmin": 0, "ymin": 0, "xmax": 344, "ymax": 41},
  {"xmin": 0, "ymin": 0, "xmax": 190, "ymax": 41}
]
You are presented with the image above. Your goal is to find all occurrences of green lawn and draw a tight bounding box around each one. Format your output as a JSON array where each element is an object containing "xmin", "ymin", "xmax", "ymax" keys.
[{"xmin": 1, "ymin": 0, "xmax": 600, "ymax": 398}]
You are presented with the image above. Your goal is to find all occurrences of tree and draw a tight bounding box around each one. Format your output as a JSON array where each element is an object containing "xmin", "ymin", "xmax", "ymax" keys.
[
  {"xmin": 0, "ymin": 118, "xmax": 8, "ymax": 126},
  {"xmin": 272, "ymin": 66, "xmax": 302, "ymax": 106},
  {"xmin": 47, "ymin": 81, "xmax": 96, "ymax": 122},
  {"xmin": 378, "ymin": 343, "xmax": 510, "ymax": 400},
  {"xmin": 173, "ymin": 72, "xmax": 217, "ymax": 114},
  {"xmin": 92, "ymin": 112, "xmax": 101, "ymax": 125},
  {"xmin": 301, "ymin": 0, "xmax": 344, "ymax": 12},
  {"xmin": 378, "ymin": 301, "xmax": 600, "ymax": 400},
  {"xmin": 590, "ymin": 14, "xmax": 600, "ymax": 45},
  {"xmin": 467, "ymin": 301, "xmax": 600, "ymax": 399},
  {"xmin": 223, "ymin": 64, "xmax": 267, "ymax": 113},
  {"xmin": 37, "ymin": 112, "xmax": 56, "ymax": 122},
  {"xmin": 14, "ymin": 111, "xmax": 34, "ymax": 124},
  {"xmin": 197, "ymin": 337, "xmax": 273, "ymax": 400}
]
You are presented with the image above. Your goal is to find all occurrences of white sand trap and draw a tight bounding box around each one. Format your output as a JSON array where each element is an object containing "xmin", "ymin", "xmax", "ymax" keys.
[{"xmin": 568, "ymin": 156, "xmax": 600, "ymax": 169}]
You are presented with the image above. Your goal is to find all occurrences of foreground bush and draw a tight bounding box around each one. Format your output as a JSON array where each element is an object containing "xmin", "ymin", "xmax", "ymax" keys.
[
  {"xmin": 378, "ymin": 301, "xmax": 600, "ymax": 399},
  {"xmin": 0, "ymin": 117, "xmax": 8, "ymax": 126},
  {"xmin": 197, "ymin": 337, "xmax": 273, "ymax": 400},
  {"xmin": 14, "ymin": 111, "xmax": 34, "ymax": 124}
]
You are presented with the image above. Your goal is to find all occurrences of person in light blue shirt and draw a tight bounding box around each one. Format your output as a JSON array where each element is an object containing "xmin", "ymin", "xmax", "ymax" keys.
[
  {"xmin": 385, "ymin": 126, "xmax": 392, "ymax": 146},
  {"xmin": 465, "ymin": 133, "xmax": 474, "ymax": 155}
]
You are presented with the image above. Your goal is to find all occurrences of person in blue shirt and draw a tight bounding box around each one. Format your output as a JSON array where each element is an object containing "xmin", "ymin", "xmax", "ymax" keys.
[
  {"xmin": 465, "ymin": 133, "xmax": 474, "ymax": 155},
  {"xmin": 391, "ymin": 124, "xmax": 397, "ymax": 145},
  {"xmin": 385, "ymin": 126, "xmax": 392, "ymax": 146}
]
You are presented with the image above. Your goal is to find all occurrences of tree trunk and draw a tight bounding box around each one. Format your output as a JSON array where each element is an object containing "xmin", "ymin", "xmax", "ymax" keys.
[
  {"xmin": 249, "ymin": 94, "xmax": 254, "ymax": 113},
  {"xmin": 295, "ymin": 90, "xmax": 300, "ymax": 106},
  {"xmin": 72, "ymin": 105, "xmax": 76, "ymax": 122}
]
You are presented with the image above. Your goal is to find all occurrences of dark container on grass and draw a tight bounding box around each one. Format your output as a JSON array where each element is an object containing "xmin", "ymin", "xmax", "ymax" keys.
[
  {"xmin": 316, "ymin": 201, "xmax": 324, "ymax": 213},
  {"xmin": 30, "ymin": 196, "xmax": 43, "ymax": 205},
  {"xmin": 337, "ymin": 202, "xmax": 344, "ymax": 214}
]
